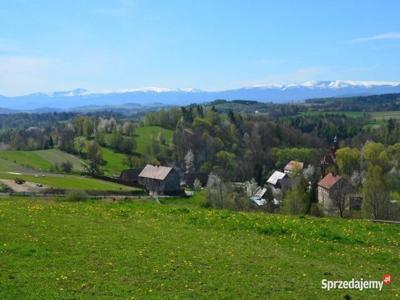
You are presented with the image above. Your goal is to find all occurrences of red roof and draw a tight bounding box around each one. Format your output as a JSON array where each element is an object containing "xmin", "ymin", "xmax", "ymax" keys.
[{"xmin": 318, "ymin": 173, "xmax": 342, "ymax": 190}]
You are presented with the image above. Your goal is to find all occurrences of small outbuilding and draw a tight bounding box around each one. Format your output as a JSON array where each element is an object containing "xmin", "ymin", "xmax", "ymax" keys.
[
  {"xmin": 182, "ymin": 172, "xmax": 209, "ymax": 188},
  {"xmin": 119, "ymin": 168, "xmax": 142, "ymax": 186},
  {"xmin": 267, "ymin": 170, "xmax": 291, "ymax": 204},
  {"xmin": 138, "ymin": 164, "xmax": 181, "ymax": 195},
  {"xmin": 284, "ymin": 160, "xmax": 304, "ymax": 174},
  {"xmin": 267, "ymin": 171, "xmax": 291, "ymax": 191}
]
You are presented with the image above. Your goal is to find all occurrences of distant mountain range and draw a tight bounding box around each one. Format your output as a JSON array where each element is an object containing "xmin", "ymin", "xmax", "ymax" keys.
[{"xmin": 1, "ymin": 80, "xmax": 400, "ymax": 112}]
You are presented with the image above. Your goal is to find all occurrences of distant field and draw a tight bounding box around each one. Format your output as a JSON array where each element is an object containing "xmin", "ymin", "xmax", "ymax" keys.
[
  {"xmin": 0, "ymin": 149, "xmax": 83, "ymax": 172},
  {"xmin": 135, "ymin": 126, "xmax": 173, "ymax": 154},
  {"xmin": 35, "ymin": 149, "xmax": 84, "ymax": 171},
  {"xmin": 369, "ymin": 111, "xmax": 400, "ymax": 120},
  {"xmin": 0, "ymin": 150, "xmax": 53, "ymax": 171},
  {"xmin": 0, "ymin": 157, "xmax": 36, "ymax": 173},
  {"xmin": 0, "ymin": 199, "xmax": 398, "ymax": 299},
  {"xmin": 300, "ymin": 110, "xmax": 400, "ymax": 120},
  {"xmin": 0, "ymin": 173, "xmax": 135, "ymax": 191},
  {"xmin": 299, "ymin": 111, "xmax": 364, "ymax": 118},
  {"xmin": 298, "ymin": 110, "xmax": 400, "ymax": 130}
]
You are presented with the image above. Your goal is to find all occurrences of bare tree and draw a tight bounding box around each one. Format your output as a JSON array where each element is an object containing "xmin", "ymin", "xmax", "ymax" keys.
[
  {"xmin": 329, "ymin": 179, "xmax": 353, "ymax": 217},
  {"xmin": 184, "ymin": 149, "xmax": 195, "ymax": 172}
]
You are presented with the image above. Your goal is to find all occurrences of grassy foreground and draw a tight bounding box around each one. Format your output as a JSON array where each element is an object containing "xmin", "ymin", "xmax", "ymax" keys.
[{"xmin": 0, "ymin": 199, "xmax": 398, "ymax": 299}]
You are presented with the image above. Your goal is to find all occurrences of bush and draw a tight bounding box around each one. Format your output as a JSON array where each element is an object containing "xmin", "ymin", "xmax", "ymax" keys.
[
  {"xmin": 309, "ymin": 203, "xmax": 324, "ymax": 217},
  {"xmin": 193, "ymin": 178, "xmax": 202, "ymax": 191},
  {"xmin": 282, "ymin": 187, "xmax": 308, "ymax": 215},
  {"xmin": 65, "ymin": 190, "xmax": 88, "ymax": 202},
  {"xmin": 59, "ymin": 161, "xmax": 73, "ymax": 173},
  {"xmin": 0, "ymin": 183, "xmax": 12, "ymax": 193}
]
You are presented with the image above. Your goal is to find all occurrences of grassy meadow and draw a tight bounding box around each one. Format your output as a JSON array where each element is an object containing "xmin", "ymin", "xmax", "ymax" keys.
[
  {"xmin": 0, "ymin": 173, "xmax": 136, "ymax": 191},
  {"xmin": 0, "ymin": 198, "xmax": 398, "ymax": 299},
  {"xmin": 135, "ymin": 126, "xmax": 173, "ymax": 154},
  {"xmin": 100, "ymin": 147, "xmax": 129, "ymax": 176},
  {"xmin": 0, "ymin": 126, "xmax": 174, "ymax": 177},
  {"xmin": 0, "ymin": 149, "xmax": 83, "ymax": 172}
]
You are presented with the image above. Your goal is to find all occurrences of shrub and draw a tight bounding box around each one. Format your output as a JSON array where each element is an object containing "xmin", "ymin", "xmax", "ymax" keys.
[
  {"xmin": 0, "ymin": 183, "xmax": 12, "ymax": 193},
  {"xmin": 193, "ymin": 178, "xmax": 202, "ymax": 191},
  {"xmin": 60, "ymin": 161, "xmax": 73, "ymax": 173},
  {"xmin": 65, "ymin": 190, "xmax": 88, "ymax": 201},
  {"xmin": 309, "ymin": 203, "xmax": 324, "ymax": 217}
]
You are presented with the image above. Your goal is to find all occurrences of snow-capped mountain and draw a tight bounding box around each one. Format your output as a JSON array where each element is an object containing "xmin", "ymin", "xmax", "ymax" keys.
[{"xmin": 1, "ymin": 80, "xmax": 400, "ymax": 111}]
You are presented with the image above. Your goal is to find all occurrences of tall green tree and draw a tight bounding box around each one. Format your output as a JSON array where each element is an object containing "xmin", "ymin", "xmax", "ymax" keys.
[
  {"xmin": 362, "ymin": 165, "xmax": 390, "ymax": 220},
  {"xmin": 336, "ymin": 147, "xmax": 360, "ymax": 177},
  {"xmin": 85, "ymin": 141, "xmax": 103, "ymax": 175}
]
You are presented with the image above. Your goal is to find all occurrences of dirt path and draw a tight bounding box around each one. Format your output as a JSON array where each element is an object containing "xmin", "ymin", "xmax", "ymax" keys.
[{"xmin": 0, "ymin": 179, "xmax": 48, "ymax": 193}]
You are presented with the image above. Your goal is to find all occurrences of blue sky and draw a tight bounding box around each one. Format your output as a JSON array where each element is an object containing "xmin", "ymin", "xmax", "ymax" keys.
[{"xmin": 0, "ymin": 0, "xmax": 399, "ymax": 95}]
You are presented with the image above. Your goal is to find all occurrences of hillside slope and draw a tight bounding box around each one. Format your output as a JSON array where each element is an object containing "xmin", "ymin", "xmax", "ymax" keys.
[
  {"xmin": 0, "ymin": 149, "xmax": 83, "ymax": 172},
  {"xmin": 0, "ymin": 200, "xmax": 398, "ymax": 299}
]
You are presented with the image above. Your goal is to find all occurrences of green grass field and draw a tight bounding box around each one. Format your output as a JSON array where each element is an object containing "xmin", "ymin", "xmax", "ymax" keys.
[
  {"xmin": 298, "ymin": 110, "xmax": 400, "ymax": 130},
  {"xmin": 0, "ymin": 149, "xmax": 83, "ymax": 172},
  {"xmin": 363, "ymin": 112, "xmax": 400, "ymax": 129},
  {"xmin": 100, "ymin": 147, "xmax": 129, "ymax": 176},
  {"xmin": 369, "ymin": 111, "xmax": 400, "ymax": 121},
  {"xmin": 35, "ymin": 149, "xmax": 84, "ymax": 171},
  {"xmin": 0, "ymin": 173, "xmax": 136, "ymax": 191},
  {"xmin": 0, "ymin": 157, "xmax": 36, "ymax": 173},
  {"xmin": 0, "ymin": 199, "xmax": 398, "ymax": 299},
  {"xmin": 135, "ymin": 126, "xmax": 173, "ymax": 154},
  {"xmin": 299, "ymin": 111, "xmax": 365, "ymax": 118},
  {"xmin": 0, "ymin": 150, "xmax": 54, "ymax": 171}
]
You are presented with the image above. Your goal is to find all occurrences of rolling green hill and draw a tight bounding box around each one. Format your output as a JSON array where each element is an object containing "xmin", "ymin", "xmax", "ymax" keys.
[
  {"xmin": 0, "ymin": 149, "xmax": 83, "ymax": 172},
  {"xmin": 0, "ymin": 172, "xmax": 136, "ymax": 191},
  {"xmin": 0, "ymin": 157, "xmax": 36, "ymax": 173},
  {"xmin": 99, "ymin": 147, "xmax": 129, "ymax": 176},
  {"xmin": 0, "ymin": 199, "xmax": 398, "ymax": 299},
  {"xmin": 0, "ymin": 126, "xmax": 174, "ymax": 177},
  {"xmin": 0, "ymin": 150, "xmax": 54, "ymax": 171},
  {"xmin": 135, "ymin": 126, "xmax": 173, "ymax": 154}
]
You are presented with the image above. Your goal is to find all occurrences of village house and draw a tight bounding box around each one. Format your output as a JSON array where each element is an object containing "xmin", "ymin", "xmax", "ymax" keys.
[
  {"xmin": 267, "ymin": 171, "xmax": 291, "ymax": 191},
  {"xmin": 267, "ymin": 170, "xmax": 291, "ymax": 204},
  {"xmin": 250, "ymin": 186, "xmax": 267, "ymax": 206},
  {"xmin": 138, "ymin": 164, "xmax": 181, "ymax": 196},
  {"xmin": 284, "ymin": 160, "xmax": 304, "ymax": 174},
  {"xmin": 317, "ymin": 172, "xmax": 356, "ymax": 216}
]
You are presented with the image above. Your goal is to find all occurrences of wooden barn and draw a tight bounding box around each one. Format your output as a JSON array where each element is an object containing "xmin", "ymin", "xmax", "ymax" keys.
[{"xmin": 138, "ymin": 164, "xmax": 181, "ymax": 195}]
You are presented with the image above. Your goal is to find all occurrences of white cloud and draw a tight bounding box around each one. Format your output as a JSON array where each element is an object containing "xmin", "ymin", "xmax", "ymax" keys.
[{"xmin": 347, "ymin": 32, "xmax": 400, "ymax": 43}]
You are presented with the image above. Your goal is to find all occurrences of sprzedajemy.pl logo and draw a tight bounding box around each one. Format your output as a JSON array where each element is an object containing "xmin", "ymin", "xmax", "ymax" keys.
[{"xmin": 321, "ymin": 274, "xmax": 392, "ymax": 292}]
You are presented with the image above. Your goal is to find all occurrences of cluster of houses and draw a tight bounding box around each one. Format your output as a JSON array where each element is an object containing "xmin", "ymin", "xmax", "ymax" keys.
[
  {"xmin": 120, "ymin": 139, "xmax": 362, "ymax": 217},
  {"xmin": 250, "ymin": 160, "xmax": 303, "ymax": 209},
  {"xmin": 250, "ymin": 156, "xmax": 362, "ymax": 216}
]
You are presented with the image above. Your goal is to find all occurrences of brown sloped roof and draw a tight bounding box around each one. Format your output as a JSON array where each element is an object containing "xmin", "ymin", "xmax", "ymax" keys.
[
  {"xmin": 318, "ymin": 173, "xmax": 342, "ymax": 190},
  {"xmin": 139, "ymin": 164, "xmax": 173, "ymax": 180},
  {"xmin": 284, "ymin": 160, "xmax": 304, "ymax": 172}
]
